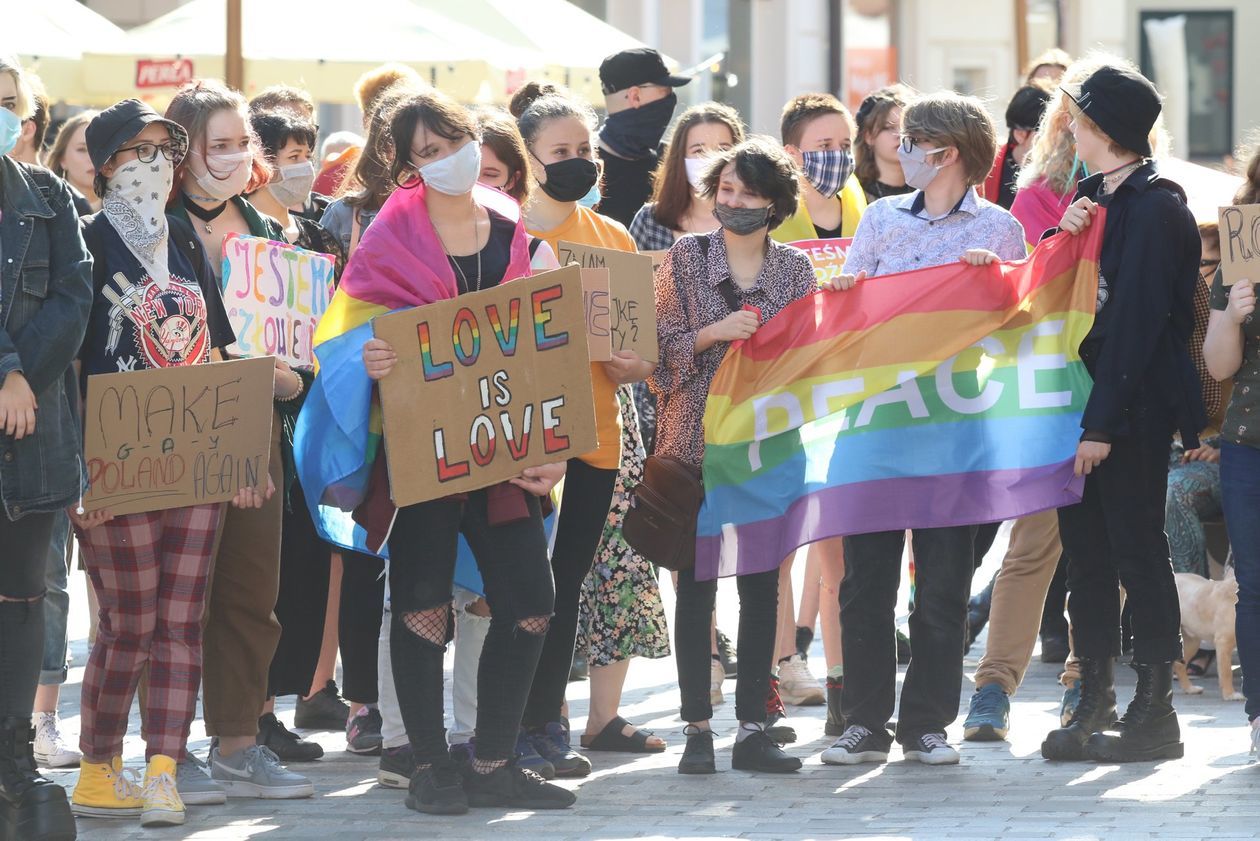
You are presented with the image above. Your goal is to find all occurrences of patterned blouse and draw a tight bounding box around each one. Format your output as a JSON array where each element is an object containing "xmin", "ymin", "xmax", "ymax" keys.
[
  {"xmin": 1210, "ymin": 268, "xmax": 1260, "ymax": 448},
  {"xmin": 629, "ymin": 202, "xmax": 678, "ymax": 251},
  {"xmin": 649, "ymin": 232, "xmax": 816, "ymax": 467}
]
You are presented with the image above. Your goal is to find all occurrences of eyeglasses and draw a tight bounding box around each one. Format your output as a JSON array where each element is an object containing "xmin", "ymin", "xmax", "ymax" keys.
[
  {"xmin": 899, "ymin": 135, "xmax": 945, "ymax": 156},
  {"xmin": 113, "ymin": 141, "xmax": 187, "ymax": 165}
]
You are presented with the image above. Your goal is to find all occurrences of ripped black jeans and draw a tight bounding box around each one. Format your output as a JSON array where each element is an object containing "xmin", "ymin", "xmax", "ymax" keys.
[{"xmin": 388, "ymin": 489, "xmax": 555, "ymax": 766}]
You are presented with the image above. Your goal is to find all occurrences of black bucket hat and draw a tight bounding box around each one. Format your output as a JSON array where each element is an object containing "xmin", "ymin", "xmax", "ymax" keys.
[
  {"xmin": 1063, "ymin": 65, "xmax": 1161, "ymax": 158},
  {"xmin": 85, "ymin": 98, "xmax": 189, "ymax": 170}
]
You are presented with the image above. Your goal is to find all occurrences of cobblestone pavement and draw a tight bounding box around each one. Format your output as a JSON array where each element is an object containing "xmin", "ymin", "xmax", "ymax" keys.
[{"xmin": 50, "ymin": 534, "xmax": 1257, "ymax": 841}]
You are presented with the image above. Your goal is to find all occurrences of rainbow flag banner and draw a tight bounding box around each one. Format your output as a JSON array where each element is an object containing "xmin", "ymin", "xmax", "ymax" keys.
[{"xmin": 696, "ymin": 216, "xmax": 1104, "ymax": 581}]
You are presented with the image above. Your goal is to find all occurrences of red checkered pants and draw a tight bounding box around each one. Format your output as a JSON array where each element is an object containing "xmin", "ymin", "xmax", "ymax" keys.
[{"xmin": 77, "ymin": 504, "xmax": 224, "ymax": 762}]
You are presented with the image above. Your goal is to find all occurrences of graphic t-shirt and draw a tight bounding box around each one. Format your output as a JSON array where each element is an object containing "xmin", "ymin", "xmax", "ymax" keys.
[{"xmin": 81, "ymin": 217, "xmax": 236, "ymax": 380}]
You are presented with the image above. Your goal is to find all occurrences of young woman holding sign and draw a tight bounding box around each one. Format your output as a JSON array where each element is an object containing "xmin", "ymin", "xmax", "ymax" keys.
[
  {"xmin": 0, "ymin": 55, "xmax": 92, "ymax": 841},
  {"xmin": 72, "ymin": 99, "xmax": 275, "ymax": 828},
  {"xmin": 514, "ymin": 83, "xmax": 665, "ymax": 771},
  {"xmin": 163, "ymin": 80, "xmax": 318, "ymax": 799},
  {"xmin": 331, "ymin": 87, "xmax": 575, "ymax": 815}
]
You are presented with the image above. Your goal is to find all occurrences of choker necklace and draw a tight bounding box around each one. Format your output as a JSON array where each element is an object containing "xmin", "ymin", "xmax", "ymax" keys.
[{"xmin": 183, "ymin": 193, "xmax": 229, "ymax": 233}]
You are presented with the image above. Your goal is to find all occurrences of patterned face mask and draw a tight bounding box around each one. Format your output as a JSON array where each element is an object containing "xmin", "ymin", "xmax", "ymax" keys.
[
  {"xmin": 800, "ymin": 149, "xmax": 855, "ymax": 198},
  {"xmin": 103, "ymin": 155, "xmax": 174, "ymax": 286}
]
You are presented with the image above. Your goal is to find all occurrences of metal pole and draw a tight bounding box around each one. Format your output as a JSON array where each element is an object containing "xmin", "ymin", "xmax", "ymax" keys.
[
  {"xmin": 1015, "ymin": 0, "xmax": 1029, "ymax": 81},
  {"xmin": 226, "ymin": 0, "xmax": 244, "ymax": 92}
]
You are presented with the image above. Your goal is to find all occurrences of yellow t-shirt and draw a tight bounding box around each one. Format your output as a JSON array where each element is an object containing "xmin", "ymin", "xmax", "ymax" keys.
[{"xmin": 529, "ymin": 206, "xmax": 636, "ymax": 471}]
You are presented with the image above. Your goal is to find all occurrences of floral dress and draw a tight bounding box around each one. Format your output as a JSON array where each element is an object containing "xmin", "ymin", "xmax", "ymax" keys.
[{"xmin": 576, "ymin": 385, "xmax": 671, "ymax": 666}]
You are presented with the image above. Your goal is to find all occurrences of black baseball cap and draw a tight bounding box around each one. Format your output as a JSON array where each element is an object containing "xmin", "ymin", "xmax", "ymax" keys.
[
  {"xmin": 1063, "ymin": 65, "xmax": 1161, "ymax": 158},
  {"xmin": 599, "ymin": 48, "xmax": 691, "ymax": 95},
  {"xmin": 85, "ymin": 98, "xmax": 189, "ymax": 170}
]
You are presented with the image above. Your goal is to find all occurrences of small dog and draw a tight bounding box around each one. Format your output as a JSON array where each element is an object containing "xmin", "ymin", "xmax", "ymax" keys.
[{"xmin": 1174, "ymin": 571, "xmax": 1243, "ymax": 701}]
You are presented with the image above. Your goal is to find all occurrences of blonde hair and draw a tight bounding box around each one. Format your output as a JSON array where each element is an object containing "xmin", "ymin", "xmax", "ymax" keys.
[
  {"xmin": 1024, "ymin": 48, "xmax": 1072, "ymax": 83},
  {"xmin": 0, "ymin": 55, "xmax": 34, "ymax": 121},
  {"xmin": 355, "ymin": 64, "xmax": 425, "ymax": 116},
  {"xmin": 901, "ymin": 91, "xmax": 997, "ymax": 186},
  {"xmin": 1236, "ymin": 136, "xmax": 1260, "ymax": 205},
  {"xmin": 1017, "ymin": 53, "xmax": 1170, "ymax": 196}
]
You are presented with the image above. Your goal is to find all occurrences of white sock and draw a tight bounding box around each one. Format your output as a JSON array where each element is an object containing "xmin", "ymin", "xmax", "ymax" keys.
[{"xmin": 735, "ymin": 722, "xmax": 763, "ymax": 743}]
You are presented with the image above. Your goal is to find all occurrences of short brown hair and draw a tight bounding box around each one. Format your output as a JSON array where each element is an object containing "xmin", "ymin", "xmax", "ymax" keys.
[
  {"xmin": 475, "ymin": 107, "xmax": 531, "ymax": 204},
  {"xmin": 780, "ymin": 93, "xmax": 855, "ymax": 148},
  {"xmin": 165, "ymin": 79, "xmax": 270, "ymax": 205},
  {"xmin": 901, "ymin": 91, "xmax": 998, "ymax": 186},
  {"xmin": 249, "ymin": 84, "xmax": 314, "ymax": 119},
  {"xmin": 388, "ymin": 89, "xmax": 477, "ymax": 189},
  {"xmin": 698, "ymin": 136, "xmax": 800, "ymax": 231},
  {"xmin": 342, "ymin": 86, "xmax": 414, "ymax": 209}
]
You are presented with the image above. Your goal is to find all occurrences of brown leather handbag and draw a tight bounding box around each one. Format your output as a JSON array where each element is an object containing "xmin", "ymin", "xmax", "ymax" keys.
[{"xmin": 623, "ymin": 455, "xmax": 704, "ymax": 572}]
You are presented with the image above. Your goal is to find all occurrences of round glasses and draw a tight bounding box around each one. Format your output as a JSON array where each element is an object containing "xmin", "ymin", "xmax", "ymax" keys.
[{"xmin": 114, "ymin": 140, "xmax": 187, "ymax": 165}]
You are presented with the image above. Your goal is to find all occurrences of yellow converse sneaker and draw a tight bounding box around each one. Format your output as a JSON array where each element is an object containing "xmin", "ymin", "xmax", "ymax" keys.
[
  {"xmin": 71, "ymin": 756, "xmax": 143, "ymax": 818},
  {"xmin": 141, "ymin": 755, "xmax": 185, "ymax": 827}
]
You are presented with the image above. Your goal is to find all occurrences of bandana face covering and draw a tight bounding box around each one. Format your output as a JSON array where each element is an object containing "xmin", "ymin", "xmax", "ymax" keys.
[
  {"xmin": 599, "ymin": 92, "xmax": 678, "ymax": 160},
  {"xmin": 192, "ymin": 150, "xmax": 253, "ymax": 201},
  {"xmin": 800, "ymin": 149, "xmax": 855, "ymax": 198},
  {"xmin": 103, "ymin": 156, "xmax": 174, "ymax": 288},
  {"xmin": 268, "ymin": 160, "xmax": 316, "ymax": 208},
  {"xmin": 713, "ymin": 202, "xmax": 771, "ymax": 236}
]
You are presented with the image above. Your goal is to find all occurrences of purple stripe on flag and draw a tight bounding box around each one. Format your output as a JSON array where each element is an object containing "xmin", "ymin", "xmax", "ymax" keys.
[{"xmin": 693, "ymin": 461, "xmax": 1083, "ymax": 581}]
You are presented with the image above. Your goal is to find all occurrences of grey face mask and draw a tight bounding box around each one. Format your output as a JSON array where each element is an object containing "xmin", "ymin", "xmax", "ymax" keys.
[{"xmin": 713, "ymin": 202, "xmax": 772, "ymax": 236}]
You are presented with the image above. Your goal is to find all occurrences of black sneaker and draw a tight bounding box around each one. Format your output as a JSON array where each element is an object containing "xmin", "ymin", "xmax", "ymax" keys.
[
  {"xmin": 462, "ymin": 761, "xmax": 576, "ymax": 810},
  {"xmin": 294, "ymin": 680, "xmax": 350, "ymax": 731},
  {"xmin": 256, "ymin": 713, "xmax": 324, "ymax": 762},
  {"xmin": 677, "ymin": 726, "xmax": 716, "ymax": 775},
  {"xmin": 716, "ymin": 629, "xmax": 738, "ymax": 678},
  {"xmin": 528, "ymin": 720, "xmax": 590, "ymax": 778},
  {"xmin": 377, "ymin": 744, "xmax": 416, "ymax": 789},
  {"xmin": 731, "ymin": 729, "xmax": 801, "ymax": 773},
  {"xmin": 346, "ymin": 707, "xmax": 383, "ymax": 756},
  {"xmin": 821, "ymin": 724, "xmax": 893, "ymax": 765},
  {"xmin": 406, "ymin": 760, "xmax": 468, "ymax": 815}
]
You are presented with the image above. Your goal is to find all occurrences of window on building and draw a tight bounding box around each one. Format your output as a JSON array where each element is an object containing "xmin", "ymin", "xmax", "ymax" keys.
[{"xmin": 1139, "ymin": 10, "xmax": 1233, "ymax": 160}]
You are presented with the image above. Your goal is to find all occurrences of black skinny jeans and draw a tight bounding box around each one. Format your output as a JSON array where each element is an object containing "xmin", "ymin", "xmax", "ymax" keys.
[
  {"xmin": 676, "ymin": 565, "xmax": 779, "ymax": 724},
  {"xmin": 389, "ymin": 489, "xmax": 554, "ymax": 765},
  {"xmin": 1059, "ymin": 407, "xmax": 1182, "ymax": 665},
  {"xmin": 841, "ymin": 525, "xmax": 976, "ymax": 743},
  {"xmin": 0, "ymin": 510, "xmax": 56, "ymax": 718},
  {"xmin": 521, "ymin": 458, "xmax": 617, "ymax": 729}
]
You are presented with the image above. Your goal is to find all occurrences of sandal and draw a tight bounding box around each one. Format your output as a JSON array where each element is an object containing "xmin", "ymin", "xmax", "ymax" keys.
[
  {"xmin": 1186, "ymin": 649, "xmax": 1215, "ymax": 677},
  {"xmin": 580, "ymin": 716, "xmax": 667, "ymax": 753}
]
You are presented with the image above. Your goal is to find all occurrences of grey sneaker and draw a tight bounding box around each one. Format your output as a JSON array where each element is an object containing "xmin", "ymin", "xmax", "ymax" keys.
[
  {"xmin": 176, "ymin": 753, "xmax": 226, "ymax": 805},
  {"xmin": 210, "ymin": 745, "xmax": 314, "ymax": 799}
]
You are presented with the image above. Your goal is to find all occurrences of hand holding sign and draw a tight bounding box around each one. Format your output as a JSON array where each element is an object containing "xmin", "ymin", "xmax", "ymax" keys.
[
  {"xmin": 1225, "ymin": 279, "xmax": 1256, "ymax": 325},
  {"xmin": 1220, "ymin": 205, "xmax": 1260, "ymax": 288}
]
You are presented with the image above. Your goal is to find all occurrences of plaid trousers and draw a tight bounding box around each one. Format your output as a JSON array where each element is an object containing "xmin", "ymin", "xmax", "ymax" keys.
[{"xmin": 77, "ymin": 503, "xmax": 224, "ymax": 762}]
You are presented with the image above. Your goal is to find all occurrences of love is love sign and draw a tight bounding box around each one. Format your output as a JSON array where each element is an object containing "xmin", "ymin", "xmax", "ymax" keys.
[
  {"xmin": 373, "ymin": 266, "xmax": 597, "ymax": 507},
  {"xmin": 220, "ymin": 233, "xmax": 336, "ymax": 367}
]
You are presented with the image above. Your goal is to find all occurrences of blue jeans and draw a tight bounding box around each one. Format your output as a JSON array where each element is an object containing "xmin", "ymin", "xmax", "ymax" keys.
[
  {"xmin": 1221, "ymin": 441, "xmax": 1260, "ymax": 722},
  {"xmin": 40, "ymin": 511, "xmax": 71, "ymax": 686}
]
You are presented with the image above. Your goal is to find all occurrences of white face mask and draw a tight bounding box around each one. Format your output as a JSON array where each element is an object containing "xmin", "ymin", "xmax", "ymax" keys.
[
  {"xmin": 419, "ymin": 140, "xmax": 482, "ymax": 196},
  {"xmin": 192, "ymin": 150, "xmax": 253, "ymax": 201},
  {"xmin": 268, "ymin": 160, "xmax": 316, "ymax": 208},
  {"xmin": 103, "ymin": 156, "xmax": 174, "ymax": 288},
  {"xmin": 684, "ymin": 156, "xmax": 709, "ymax": 192}
]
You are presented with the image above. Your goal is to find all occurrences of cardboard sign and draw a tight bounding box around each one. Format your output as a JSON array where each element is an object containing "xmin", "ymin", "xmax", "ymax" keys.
[
  {"xmin": 557, "ymin": 241, "xmax": 658, "ymax": 362},
  {"xmin": 641, "ymin": 249, "xmax": 669, "ymax": 271},
  {"xmin": 790, "ymin": 238, "xmax": 854, "ymax": 286},
  {"xmin": 83, "ymin": 357, "xmax": 275, "ymax": 515},
  {"xmin": 1219, "ymin": 205, "xmax": 1260, "ymax": 287},
  {"xmin": 373, "ymin": 267, "xmax": 598, "ymax": 508},
  {"xmin": 581, "ymin": 268, "xmax": 612, "ymax": 362},
  {"xmin": 220, "ymin": 233, "xmax": 337, "ymax": 368}
]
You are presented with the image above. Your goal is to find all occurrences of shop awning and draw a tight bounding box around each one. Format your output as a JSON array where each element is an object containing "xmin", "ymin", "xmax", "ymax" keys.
[{"xmin": 3, "ymin": 0, "xmax": 124, "ymax": 103}]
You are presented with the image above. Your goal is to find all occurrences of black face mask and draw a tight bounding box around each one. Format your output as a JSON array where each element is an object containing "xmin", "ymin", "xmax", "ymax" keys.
[
  {"xmin": 599, "ymin": 92, "xmax": 678, "ymax": 160},
  {"xmin": 535, "ymin": 155, "xmax": 600, "ymax": 203}
]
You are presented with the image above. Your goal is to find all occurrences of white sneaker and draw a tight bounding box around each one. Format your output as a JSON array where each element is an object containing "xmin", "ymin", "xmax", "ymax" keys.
[
  {"xmin": 776, "ymin": 654, "xmax": 824, "ymax": 706},
  {"xmin": 33, "ymin": 712, "xmax": 81, "ymax": 768},
  {"xmin": 902, "ymin": 732, "xmax": 960, "ymax": 766},
  {"xmin": 821, "ymin": 725, "xmax": 891, "ymax": 766},
  {"xmin": 710, "ymin": 658, "xmax": 725, "ymax": 706}
]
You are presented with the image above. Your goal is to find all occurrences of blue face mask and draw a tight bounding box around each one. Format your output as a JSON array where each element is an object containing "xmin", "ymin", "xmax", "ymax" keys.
[
  {"xmin": 0, "ymin": 108, "xmax": 23, "ymax": 157},
  {"xmin": 1068, "ymin": 152, "xmax": 1090, "ymax": 185},
  {"xmin": 577, "ymin": 181, "xmax": 601, "ymax": 209}
]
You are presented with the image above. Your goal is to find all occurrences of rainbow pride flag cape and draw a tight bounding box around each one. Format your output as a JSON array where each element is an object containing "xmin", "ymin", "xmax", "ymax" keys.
[
  {"xmin": 294, "ymin": 182, "xmax": 532, "ymax": 582},
  {"xmin": 696, "ymin": 213, "xmax": 1105, "ymax": 580}
]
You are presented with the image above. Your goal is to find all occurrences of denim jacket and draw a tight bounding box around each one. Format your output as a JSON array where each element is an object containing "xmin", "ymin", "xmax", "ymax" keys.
[{"xmin": 0, "ymin": 157, "xmax": 93, "ymax": 519}]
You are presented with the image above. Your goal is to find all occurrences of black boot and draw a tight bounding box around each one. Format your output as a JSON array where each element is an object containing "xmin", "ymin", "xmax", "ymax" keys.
[
  {"xmin": 0, "ymin": 717, "xmax": 75, "ymax": 841},
  {"xmin": 677, "ymin": 726, "xmax": 715, "ymax": 775},
  {"xmin": 1041, "ymin": 658, "xmax": 1117, "ymax": 761},
  {"xmin": 824, "ymin": 677, "xmax": 846, "ymax": 737},
  {"xmin": 731, "ymin": 729, "xmax": 801, "ymax": 773},
  {"xmin": 1085, "ymin": 662, "xmax": 1183, "ymax": 762}
]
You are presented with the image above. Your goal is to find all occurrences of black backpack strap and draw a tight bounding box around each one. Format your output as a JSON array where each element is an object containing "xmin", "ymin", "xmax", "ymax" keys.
[
  {"xmin": 697, "ymin": 233, "xmax": 742, "ymax": 313},
  {"xmin": 528, "ymin": 236, "xmax": 543, "ymax": 259}
]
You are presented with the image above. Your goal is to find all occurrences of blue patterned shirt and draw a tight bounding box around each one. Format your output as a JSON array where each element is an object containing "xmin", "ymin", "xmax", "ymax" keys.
[{"xmin": 843, "ymin": 188, "xmax": 1026, "ymax": 278}]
